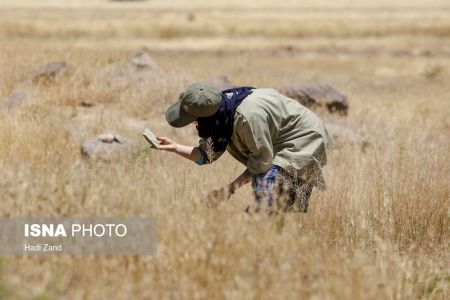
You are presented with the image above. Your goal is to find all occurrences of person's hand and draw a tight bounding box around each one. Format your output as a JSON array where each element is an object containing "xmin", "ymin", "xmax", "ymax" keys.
[
  {"xmin": 157, "ymin": 137, "xmax": 178, "ymax": 152},
  {"xmin": 201, "ymin": 185, "xmax": 234, "ymax": 208}
]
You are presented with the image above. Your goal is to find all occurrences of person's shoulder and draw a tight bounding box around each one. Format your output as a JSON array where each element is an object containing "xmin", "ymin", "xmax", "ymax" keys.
[
  {"xmin": 249, "ymin": 88, "xmax": 280, "ymax": 97},
  {"xmin": 237, "ymin": 88, "xmax": 278, "ymax": 109},
  {"xmin": 235, "ymin": 92, "xmax": 270, "ymax": 127}
]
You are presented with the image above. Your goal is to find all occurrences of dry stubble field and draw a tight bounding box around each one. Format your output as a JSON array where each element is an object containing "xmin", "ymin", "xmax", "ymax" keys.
[{"xmin": 0, "ymin": 0, "xmax": 449, "ymax": 299}]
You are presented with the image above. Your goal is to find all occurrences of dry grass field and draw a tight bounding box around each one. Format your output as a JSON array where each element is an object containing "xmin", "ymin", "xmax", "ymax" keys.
[{"xmin": 0, "ymin": 0, "xmax": 449, "ymax": 299}]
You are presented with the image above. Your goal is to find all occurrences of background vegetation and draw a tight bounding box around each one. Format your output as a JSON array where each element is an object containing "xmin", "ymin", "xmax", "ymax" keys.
[{"xmin": 0, "ymin": 0, "xmax": 449, "ymax": 299}]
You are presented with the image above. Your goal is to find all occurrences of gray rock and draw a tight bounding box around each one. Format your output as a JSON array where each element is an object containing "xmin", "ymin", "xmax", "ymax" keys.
[
  {"xmin": 280, "ymin": 83, "xmax": 348, "ymax": 115},
  {"xmin": 0, "ymin": 90, "xmax": 34, "ymax": 110},
  {"xmin": 206, "ymin": 76, "xmax": 236, "ymax": 91},
  {"xmin": 105, "ymin": 51, "xmax": 160, "ymax": 90},
  {"xmin": 130, "ymin": 50, "xmax": 160, "ymax": 72},
  {"xmin": 324, "ymin": 118, "xmax": 369, "ymax": 150},
  {"xmin": 31, "ymin": 61, "xmax": 71, "ymax": 83},
  {"xmin": 81, "ymin": 132, "xmax": 131, "ymax": 161},
  {"xmin": 201, "ymin": 79, "xmax": 348, "ymax": 114}
]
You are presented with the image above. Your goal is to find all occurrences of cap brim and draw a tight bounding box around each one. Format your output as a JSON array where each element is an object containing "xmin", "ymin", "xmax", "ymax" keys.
[{"xmin": 165, "ymin": 100, "xmax": 197, "ymax": 128}]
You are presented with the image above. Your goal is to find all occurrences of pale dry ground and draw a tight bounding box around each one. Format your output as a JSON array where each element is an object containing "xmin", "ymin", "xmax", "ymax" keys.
[{"xmin": 0, "ymin": 0, "xmax": 449, "ymax": 299}]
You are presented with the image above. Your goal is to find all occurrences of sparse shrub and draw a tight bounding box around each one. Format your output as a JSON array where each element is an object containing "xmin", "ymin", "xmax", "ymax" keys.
[{"xmin": 423, "ymin": 63, "xmax": 443, "ymax": 79}]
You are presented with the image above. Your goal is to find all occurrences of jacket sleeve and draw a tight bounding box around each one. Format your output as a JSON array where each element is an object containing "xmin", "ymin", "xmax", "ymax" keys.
[
  {"xmin": 196, "ymin": 138, "xmax": 225, "ymax": 165},
  {"xmin": 237, "ymin": 114, "xmax": 274, "ymax": 175}
]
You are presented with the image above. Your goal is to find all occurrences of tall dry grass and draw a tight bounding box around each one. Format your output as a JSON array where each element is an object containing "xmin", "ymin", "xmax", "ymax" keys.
[{"xmin": 0, "ymin": 0, "xmax": 449, "ymax": 299}]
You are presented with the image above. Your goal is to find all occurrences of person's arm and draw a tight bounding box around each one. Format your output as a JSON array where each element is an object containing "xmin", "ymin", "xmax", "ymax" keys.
[
  {"xmin": 203, "ymin": 170, "xmax": 252, "ymax": 208},
  {"xmin": 240, "ymin": 115, "xmax": 274, "ymax": 175},
  {"xmin": 227, "ymin": 170, "xmax": 253, "ymax": 194},
  {"xmin": 205, "ymin": 114, "xmax": 274, "ymax": 206},
  {"xmin": 157, "ymin": 137, "xmax": 202, "ymax": 162},
  {"xmin": 157, "ymin": 136, "xmax": 225, "ymax": 165}
]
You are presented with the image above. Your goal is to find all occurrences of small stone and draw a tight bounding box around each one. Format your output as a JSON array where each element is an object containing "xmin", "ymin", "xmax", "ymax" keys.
[
  {"xmin": 81, "ymin": 132, "xmax": 129, "ymax": 161},
  {"xmin": 187, "ymin": 13, "xmax": 196, "ymax": 22},
  {"xmin": 97, "ymin": 133, "xmax": 117, "ymax": 143},
  {"xmin": 130, "ymin": 50, "xmax": 160, "ymax": 72},
  {"xmin": 31, "ymin": 61, "xmax": 71, "ymax": 83},
  {"xmin": 0, "ymin": 90, "xmax": 34, "ymax": 110}
]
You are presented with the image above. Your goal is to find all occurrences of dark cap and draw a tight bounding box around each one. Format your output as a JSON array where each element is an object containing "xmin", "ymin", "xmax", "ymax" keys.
[{"xmin": 165, "ymin": 82, "xmax": 222, "ymax": 128}]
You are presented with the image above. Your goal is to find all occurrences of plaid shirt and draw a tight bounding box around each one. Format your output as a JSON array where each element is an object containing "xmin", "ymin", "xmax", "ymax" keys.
[
  {"xmin": 251, "ymin": 165, "xmax": 313, "ymax": 212},
  {"xmin": 252, "ymin": 165, "xmax": 281, "ymax": 192}
]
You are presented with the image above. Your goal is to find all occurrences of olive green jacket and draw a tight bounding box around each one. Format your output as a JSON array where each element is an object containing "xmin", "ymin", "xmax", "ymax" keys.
[{"xmin": 198, "ymin": 88, "xmax": 334, "ymax": 187}]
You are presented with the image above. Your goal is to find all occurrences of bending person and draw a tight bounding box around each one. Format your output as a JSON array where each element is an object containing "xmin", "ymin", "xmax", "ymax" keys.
[{"xmin": 158, "ymin": 83, "xmax": 334, "ymax": 212}]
